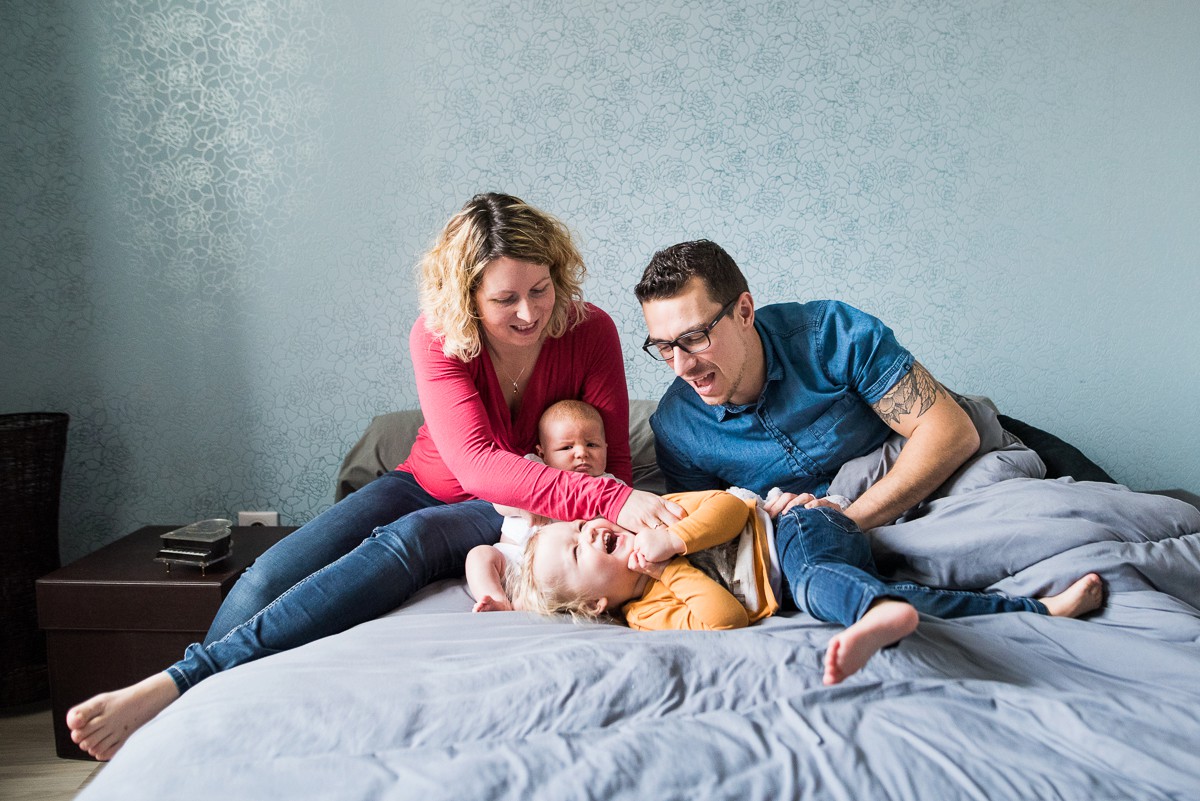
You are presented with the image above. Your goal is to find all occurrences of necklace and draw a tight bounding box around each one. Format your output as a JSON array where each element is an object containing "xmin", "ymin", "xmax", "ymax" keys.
[
  {"xmin": 487, "ymin": 342, "xmax": 537, "ymax": 398},
  {"xmin": 499, "ymin": 363, "xmax": 528, "ymax": 396}
]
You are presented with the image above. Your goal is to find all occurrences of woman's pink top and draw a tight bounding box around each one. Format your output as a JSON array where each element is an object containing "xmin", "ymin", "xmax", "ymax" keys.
[{"xmin": 399, "ymin": 303, "xmax": 635, "ymax": 523}]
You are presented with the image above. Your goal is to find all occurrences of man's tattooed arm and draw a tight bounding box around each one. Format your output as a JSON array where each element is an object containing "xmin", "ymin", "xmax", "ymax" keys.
[
  {"xmin": 849, "ymin": 360, "xmax": 978, "ymax": 529},
  {"xmin": 871, "ymin": 361, "xmax": 945, "ymax": 426}
]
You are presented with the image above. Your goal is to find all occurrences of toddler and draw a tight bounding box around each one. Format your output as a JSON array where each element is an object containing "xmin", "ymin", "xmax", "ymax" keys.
[
  {"xmin": 514, "ymin": 490, "xmax": 1104, "ymax": 685},
  {"xmin": 466, "ymin": 399, "xmax": 618, "ymax": 612}
]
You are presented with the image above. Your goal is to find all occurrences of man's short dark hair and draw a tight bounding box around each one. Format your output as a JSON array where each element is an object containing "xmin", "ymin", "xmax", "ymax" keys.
[{"xmin": 635, "ymin": 239, "xmax": 749, "ymax": 305}]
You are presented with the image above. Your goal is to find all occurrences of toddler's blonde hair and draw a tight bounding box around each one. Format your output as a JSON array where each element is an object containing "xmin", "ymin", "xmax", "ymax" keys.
[{"xmin": 512, "ymin": 528, "xmax": 609, "ymax": 624}]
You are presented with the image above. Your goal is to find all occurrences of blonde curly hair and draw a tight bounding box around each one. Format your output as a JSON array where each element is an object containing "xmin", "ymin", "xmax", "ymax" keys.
[
  {"xmin": 418, "ymin": 193, "xmax": 588, "ymax": 361},
  {"xmin": 511, "ymin": 527, "xmax": 610, "ymax": 624}
]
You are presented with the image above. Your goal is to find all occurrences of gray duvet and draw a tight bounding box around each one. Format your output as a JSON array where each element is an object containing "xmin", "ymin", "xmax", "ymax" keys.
[{"xmin": 82, "ymin": 475, "xmax": 1200, "ymax": 800}]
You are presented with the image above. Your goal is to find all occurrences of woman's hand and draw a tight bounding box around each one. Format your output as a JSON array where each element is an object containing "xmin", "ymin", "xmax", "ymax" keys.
[{"xmin": 615, "ymin": 489, "xmax": 686, "ymax": 533}]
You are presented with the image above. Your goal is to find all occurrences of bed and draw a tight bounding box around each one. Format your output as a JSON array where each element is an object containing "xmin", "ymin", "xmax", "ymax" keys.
[{"xmin": 79, "ymin": 400, "xmax": 1200, "ymax": 801}]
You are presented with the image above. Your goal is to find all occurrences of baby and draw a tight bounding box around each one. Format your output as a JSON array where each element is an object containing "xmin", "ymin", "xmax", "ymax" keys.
[
  {"xmin": 513, "ymin": 490, "xmax": 1105, "ymax": 685},
  {"xmin": 466, "ymin": 399, "xmax": 618, "ymax": 612}
]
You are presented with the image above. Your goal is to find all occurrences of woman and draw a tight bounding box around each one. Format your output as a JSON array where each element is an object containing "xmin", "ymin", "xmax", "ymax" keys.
[{"xmin": 67, "ymin": 193, "xmax": 683, "ymax": 760}]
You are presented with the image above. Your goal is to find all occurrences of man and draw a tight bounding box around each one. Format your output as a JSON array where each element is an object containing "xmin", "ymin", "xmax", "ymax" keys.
[{"xmin": 635, "ymin": 239, "xmax": 980, "ymax": 531}]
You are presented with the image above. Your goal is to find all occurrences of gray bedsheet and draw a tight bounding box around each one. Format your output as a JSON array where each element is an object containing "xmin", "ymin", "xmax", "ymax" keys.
[{"xmin": 81, "ymin": 478, "xmax": 1200, "ymax": 801}]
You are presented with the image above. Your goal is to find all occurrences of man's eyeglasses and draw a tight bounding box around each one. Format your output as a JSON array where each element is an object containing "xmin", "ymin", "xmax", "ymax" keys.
[{"xmin": 641, "ymin": 297, "xmax": 739, "ymax": 362}]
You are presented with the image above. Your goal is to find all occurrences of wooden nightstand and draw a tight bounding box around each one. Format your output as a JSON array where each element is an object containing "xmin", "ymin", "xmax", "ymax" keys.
[{"xmin": 36, "ymin": 525, "xmax": 296, "ymax": 759}]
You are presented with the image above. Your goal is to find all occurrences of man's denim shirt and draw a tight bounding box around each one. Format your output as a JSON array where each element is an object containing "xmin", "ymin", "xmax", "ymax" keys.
[{"xmin": 650, "ymin": 301, "xmax": 914, "ymax": 497}]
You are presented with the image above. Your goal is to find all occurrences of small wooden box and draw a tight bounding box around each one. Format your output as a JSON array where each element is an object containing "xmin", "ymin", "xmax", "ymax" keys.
[{"xmin": 36, "ymin": 525, "xmax": 295, "ymax": 759}]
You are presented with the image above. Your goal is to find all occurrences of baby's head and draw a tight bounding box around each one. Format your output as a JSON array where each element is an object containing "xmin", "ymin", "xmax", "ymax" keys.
[
  {"xmin": 514, "ymin": 517, "xmax": 646, "ymax": 621},
  {"xmin": 536, "ymin": 400, "xmax": 608, "ymax": 477}
]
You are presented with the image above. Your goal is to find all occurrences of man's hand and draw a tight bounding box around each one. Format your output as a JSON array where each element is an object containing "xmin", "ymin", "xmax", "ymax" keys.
[
  {"xmin": 762, "ymin": 492, "xmax": 815, "ymax": 519},
  {"xmin": 804, "ymin": 496, "xmax": 849, "ymax": 512},
  {"xmin": 763, "ymin": 492, "xmax": 850, "ymax": 520}
]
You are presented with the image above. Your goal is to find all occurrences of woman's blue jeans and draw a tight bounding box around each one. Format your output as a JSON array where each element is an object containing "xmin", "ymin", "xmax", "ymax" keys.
[
  {"xmin": 165, "ymin": 471, "xmax": 501, "ymax": 693},
  {"xmin": 776, "ymin": 506, "xmax": 1046, "ymax": 626}
]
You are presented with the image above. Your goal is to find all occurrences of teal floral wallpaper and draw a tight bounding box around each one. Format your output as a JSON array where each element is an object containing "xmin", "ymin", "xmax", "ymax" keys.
[{"xmin": 3, "ymin": 1, "xmax": 1198, "ymax": 560}]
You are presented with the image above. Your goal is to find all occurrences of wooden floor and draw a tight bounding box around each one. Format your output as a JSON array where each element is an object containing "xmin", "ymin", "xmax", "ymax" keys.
[{"xmin": 0, "ymin": 702, "xmax": 102, "ymax": 801}]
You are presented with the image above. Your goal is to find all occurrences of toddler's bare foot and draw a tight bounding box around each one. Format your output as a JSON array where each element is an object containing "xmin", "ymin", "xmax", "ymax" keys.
[
  {"xmin": 66, "ymin": 672, "xmax": 180, "ymax": 760},
  {"xmin": 824, "ymin": 599, "xmax": 918, "ymax": 686},
  {"xmin": 1039, "ymin": 573, "xmax": 1105, "ymax": 618}
]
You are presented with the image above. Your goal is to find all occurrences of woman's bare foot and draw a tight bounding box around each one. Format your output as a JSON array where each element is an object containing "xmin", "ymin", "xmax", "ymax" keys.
[
  {"xmin": 1039, "ymin": 573, "xmax": 1105, "ymax": 618},
  {"xmin": 823, "ymin": 599, "xmax": 919, "ymax": 686},
  {"xmin": 66, "ymin": 672, "xmax": 180, "ymax": 760}
]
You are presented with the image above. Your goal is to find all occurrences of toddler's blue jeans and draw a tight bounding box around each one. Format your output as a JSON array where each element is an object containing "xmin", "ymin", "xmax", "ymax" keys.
[{"xmin": 776, "ymin": 506, "xmax": 1046, "ymax": 626}]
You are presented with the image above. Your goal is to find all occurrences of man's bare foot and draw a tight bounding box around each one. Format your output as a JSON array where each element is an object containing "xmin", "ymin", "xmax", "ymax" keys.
[
  {"xmin": 824, "ymin": 599, "xmax": 919, "ymax": 686},
  {"xmin": 1039, "ymin": 573, "xmax": 1105, "ymax": 618},
  {"xmin": 66, "ymin": 672, "xmax": 180, "ymax": 760}
]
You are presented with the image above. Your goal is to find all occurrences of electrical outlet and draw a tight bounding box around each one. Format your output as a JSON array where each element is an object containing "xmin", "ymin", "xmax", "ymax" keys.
[{"xmin": 238, "ymin": 511, "xmax": 279, "ymax": 527}]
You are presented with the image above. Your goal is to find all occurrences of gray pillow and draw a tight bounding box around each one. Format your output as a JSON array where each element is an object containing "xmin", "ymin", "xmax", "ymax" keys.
[
  {"xmin": 335, "ymin": 410, "xmax": 426, "ymax": 500},
  {"xmin": 628, "ymin": 398, "xmax": 666, "ymax": 494}
]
